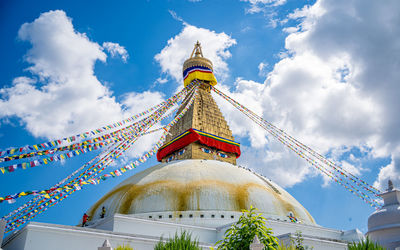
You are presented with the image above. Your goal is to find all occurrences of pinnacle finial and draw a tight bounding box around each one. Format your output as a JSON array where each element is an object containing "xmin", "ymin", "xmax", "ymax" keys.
[
  {"xmin": 388, "ymin": 179, "xmax": 394, "ymax": 191},
  {"xmin": 102, "ymin": 239, "xmax": 111, "ymax": 247},
  {"xmin": 190, "ymin": 41, "xmax": 204, "ymax": 58}
]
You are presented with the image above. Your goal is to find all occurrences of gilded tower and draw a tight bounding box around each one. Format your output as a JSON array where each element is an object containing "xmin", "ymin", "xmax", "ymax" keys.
[
  {"xmin": 87, "ymin": 42, "xmax": 316, "ymax": 229},
  {"xmin": 156, "ymin": 42, "xmax": 240, "ymax": 165}
]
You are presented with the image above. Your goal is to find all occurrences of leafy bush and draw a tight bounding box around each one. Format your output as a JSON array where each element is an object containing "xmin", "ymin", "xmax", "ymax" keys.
[
  {"xmin": 277, "ymin": 231, "xmax": 311, "ymax": 250},
  {"xmin": 115, "ymin": 244, "xmax": 134, "ymax": 250},
  {"xmin": 348, "ymin": 237, "xmax": 386, "ymax": 250},
  {"xmin": 292, "ymin": 231, "xmax": 312, "ymax": 250},
  {"xmin": 154, "ymin": 231, "xmax": 201, "ymax": 250},
  {"xmin": 215, "ymin": 206, "xmax": 279, "ymax": 250},
  {"xmin": 277, "ymin": 243, "xmax": 296, "ymax": 250}
]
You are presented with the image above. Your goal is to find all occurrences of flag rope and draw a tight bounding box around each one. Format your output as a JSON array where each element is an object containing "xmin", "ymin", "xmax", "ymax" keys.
[
  {"xmin": 0, "ymin": 84, "xmax": 192, "ymax": 157},
  {"xmin": 211, "ymin": 85, "xmax": 382, "ymax": 209},
  {"xmin": 3, "ymin": 82, "xmax": 199, "ymax": 233}
]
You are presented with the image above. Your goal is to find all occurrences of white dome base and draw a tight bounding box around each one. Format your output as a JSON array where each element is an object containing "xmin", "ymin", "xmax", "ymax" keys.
[{"xmin": 88, "ymin": 159, "xmax": 315, "ymax": 226}]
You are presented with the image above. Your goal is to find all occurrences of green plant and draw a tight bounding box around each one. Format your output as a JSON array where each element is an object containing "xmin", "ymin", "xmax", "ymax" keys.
[
  {"xmin": 215, "ymin": 206, "xmax": 279, "ymax": 250},
  {"xmin": 293, "ymin": 231, "xmax": 304, "ymax": 250},
  {"xmin": 291, "ymin": 231, "xmax": 312, "ymax": 250},
  {"xmin": 277, "ymin": 243, "xmax": 296, "ymax": 250},
  {"xmin": 115, "ymin": 244, "xmax": 134, "ymax": 250},
  {"xmin": 154, "ymin": 231, "xmax": 201, "ymax": 250},
  {"xmin": 348, "ymin": 236, "xmax": 386, "ymax": 250},
  {"xmin": 276, "ymin": 231, "xmax": 312, "ymax": 250}
]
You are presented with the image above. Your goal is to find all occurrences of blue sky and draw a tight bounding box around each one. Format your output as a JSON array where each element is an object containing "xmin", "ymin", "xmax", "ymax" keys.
[{"xmin": 1, "ymin": 0, "xmax": 400, "ymax": 235}]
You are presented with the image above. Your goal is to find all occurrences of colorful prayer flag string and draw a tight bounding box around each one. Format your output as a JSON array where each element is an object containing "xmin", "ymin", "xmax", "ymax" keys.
[
  {"xmin": 0, "ymin": 82, "xmax": 196, "ymax": 157},
  {"xmin": 2, "ymin": 82, "xmax": 200, "ymax": 233},
  {"xmin": 211, "ymin": 85, "xmax": 382, "ymax": 209}
]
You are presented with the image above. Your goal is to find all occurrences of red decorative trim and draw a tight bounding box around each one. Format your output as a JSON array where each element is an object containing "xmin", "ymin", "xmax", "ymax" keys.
[{"xmin": 157, "ymin": 128, "xmax": 240, "ymax": 161}]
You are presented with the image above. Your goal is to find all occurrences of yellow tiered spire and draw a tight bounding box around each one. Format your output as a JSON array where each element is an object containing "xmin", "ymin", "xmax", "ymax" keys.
[
  {"xmin": 182, "ymin": 41, "xmax": 218, "ymax": 87},
  {"xmin": 158, "ymin": 42, "xmax": 239, "ymax": 165}
]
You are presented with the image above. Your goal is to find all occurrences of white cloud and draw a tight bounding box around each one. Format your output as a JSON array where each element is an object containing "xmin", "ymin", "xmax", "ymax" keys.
[
  {"xmin": 155, "ymin": 77, "xmax": 168, "ymax": 84},
  {"xmin": 154, "ymin": 23, "xmax": 236, "ymax": 84},
  {"xmin": 242, "ymin": 0, "xmax": 287, "ymax": 14},
  {"xmin": 168, "ymin": 10, "xmax": 186, "ymax": 24},
  {"xmin": 374, "ymin": 156, "xmax": 400, "ymax": 191},
  {"xmin": 280, "ymin": 0, "xmax": 400, "ymax": 189},
  {"xmin": 258, "ymin": 62, "xmax": 269, "ymax": 77},
  {"xmin": 121, "ymin": 91, "xmax": 164, "ymax": 119},
  {"xmin": 242, "ymin": 0, "xmax": 289, "ymax": 28},
  {"xmin": 212, "ymin": 0, "xmax": 400, "ymax": 190},
  {"xmin": 102, "ymin": 42, "xmax": 129, "ymax": 62},
  {"xmin": 0, "ymin": 10, "xmax": 164, "ymax": 158}
]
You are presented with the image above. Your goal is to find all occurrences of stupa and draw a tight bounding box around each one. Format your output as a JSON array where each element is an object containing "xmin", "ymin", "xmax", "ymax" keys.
[
  {"xmin": 2, "ymin": 42, "xmax": 364, "ymax": 250},
  {"xmin": 367, "ymin": 180, "xmax": 400, "ymax": 249},
  {"xmin": 87, "ymin": 42, "xmax": 315, "ymax": 225}
]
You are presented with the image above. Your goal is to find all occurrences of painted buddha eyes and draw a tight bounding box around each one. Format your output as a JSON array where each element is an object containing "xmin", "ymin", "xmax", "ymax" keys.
[
  {"xmin": 166, "ymin": 155, "xmax": 175, "ymax": 162},
  {"xmin": 200, "ymin": 147, "xmax": 229, "ymax": 158},
  {"xmin": 167, "ymin": 147, "xmax": 229, "ymax": 161},
  {"xmin": 217, "ymin": 152, "xmax": 228, "ymax": 158},
  {"xmin": 166, "ymin": 148, "xmax": 186, "ymax": 162},
  {"xmin": 200, "ymin": 147, "xmax": 212, "ymax": 154}
]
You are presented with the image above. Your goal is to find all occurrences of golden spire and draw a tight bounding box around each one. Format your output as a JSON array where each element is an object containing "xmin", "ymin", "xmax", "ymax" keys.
[
  {"xmin": 190, "ymin": 41, "xmax": 204, "ymax": 58},
  {"xmin": 157, "ymin": 43, "xmax": 239, "ymax": 165},
  {"xmin": 182, "ymin": 42, "xmax": 217, "ymax": 87}
]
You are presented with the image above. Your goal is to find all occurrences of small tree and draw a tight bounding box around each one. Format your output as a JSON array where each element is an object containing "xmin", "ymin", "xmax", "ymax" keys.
[
  {"xmin": 277, "ymin": 244, "xmax": 296, "ymax": 250},
  {"xmin": 216, "ymin": 206, "xmax": 279, "ymax": 250},
  {"xmin": 348, "ymin": 236, "xmax": 386, "ymax": 250},
  {"xmin": 154, "ymin": 231, "xmax": 201, "ymax": 250},
  {"xmin": 291, "ymin": 231, "xmax": 312, "ymax": 250}
]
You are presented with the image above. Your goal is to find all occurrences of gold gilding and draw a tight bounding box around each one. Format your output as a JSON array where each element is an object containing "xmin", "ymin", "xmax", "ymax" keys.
[
  {"xmin": 160, "ymin": 86, "xmax": 237, "ymax": 164},
  {"xmin": 88, "ymin": 177, "xmax": 314, "ymax": 223},
  {"xmin": 183, "ymin": 41, "xmax": 213, "ymax": 74},
  {"xmin": 86, "ymin": 42, "xmax": 317, "ymax": 227},
  {"xmin": 89, "ymin": 180, "xmax": 269, "ymax": 218}
]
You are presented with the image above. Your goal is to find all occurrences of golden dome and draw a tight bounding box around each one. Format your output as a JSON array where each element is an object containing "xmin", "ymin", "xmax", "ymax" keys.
[
  {"xmin": 182, "ymin": 41, "xmax": 213, "ymax": 73},
  {"xmin": 182, "ymin": 41, "xmax": 217, "ymax": 87},
  {"xmin": 88, "ymin": 160, "xmax": 316, "ymax": 226}
]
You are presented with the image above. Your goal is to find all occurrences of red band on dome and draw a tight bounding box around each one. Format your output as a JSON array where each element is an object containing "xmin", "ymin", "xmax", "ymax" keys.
[{"xmin": 156, "ymin": 128, "xmax": 241, "ymax": 161}]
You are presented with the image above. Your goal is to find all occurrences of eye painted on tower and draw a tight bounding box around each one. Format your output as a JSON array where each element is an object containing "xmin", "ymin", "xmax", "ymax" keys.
[
  {"xmin": 177, "ymin": 149, "xmax": 185, "ymax": 156},
  {"xmin": 200, "ymin": 147, "xmax": 212, "ymax": 154},
  {"xmin": 166, "ymin": 155, "xmax": 175, "ymax": 162},
  {"xmin": 217, "ymin": 152, "xmax": 229, "ymax": 158}
]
